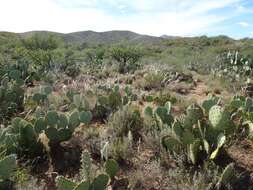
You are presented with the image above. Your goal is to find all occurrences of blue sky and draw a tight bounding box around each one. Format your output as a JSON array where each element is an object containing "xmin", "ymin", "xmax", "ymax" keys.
[{"xmin": 0, "ymin": 0, "xmax": 253, "ymax": 38}]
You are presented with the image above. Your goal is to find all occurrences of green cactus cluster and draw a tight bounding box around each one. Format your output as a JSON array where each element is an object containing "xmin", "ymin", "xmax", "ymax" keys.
[
  {"xmin": 0, "ymin": 109, "xmax": 92, "ymax": 157},
  {"xmin": 122, "ymin": 86, "xmax": 138, "ymax": 105},
  {"xmin": 0, "ymin": 154, "xmax": 17, "ymax": 188},
  {"xmin": 0, "ymin": 117, "xmax": 44, "ymax": 156},
  {"xmin": 208, "ymin": 105, "xmax": 236, "ymax": 135},
  {"xmin": 145, "ymin": 97, "xmax": 236, "ymax": 165},
  {"xmin": 43, "ymin": 110, "xmax": 92, "ymax": 145},
  {"xmin": 93, "ymin": 85, "xmax": 137, "ymax": 121},
  {"xmin": 144, "ymin": 101, "xmax": 174, "ymax": 130},
  {"xmin": 56, "ymin": 151, "xmax": 119, "ymax": 190},
  {"xmin": 73, "ymin": 94, "xmax": 90, "ymax": 111},
  {"xmin": 212, "ymin": 51, "xmax": 253, "ymax": 81},
  {"xmin": 0, "ymin": 70, "xmax": 25, "ymax": 122},
  {"xmin": 32, "ymin": 85, "xmax": 53, "ymax": 104}
]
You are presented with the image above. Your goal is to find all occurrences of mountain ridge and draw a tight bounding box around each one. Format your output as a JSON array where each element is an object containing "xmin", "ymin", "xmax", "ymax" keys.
[
  {"xmin": 0, "ymin": 30, "xmax": 251, "ymax": 45},
  {"xmin": 3, "ymin": 30, "xmax": 164, "ymax": 45}
]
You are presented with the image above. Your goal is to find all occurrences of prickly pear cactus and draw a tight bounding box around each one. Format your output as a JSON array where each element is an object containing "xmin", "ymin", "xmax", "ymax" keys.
[
  {"xmin": 43, "ymin": 110, "xmax": 92, "ymax": 146},
  {"xmin": 189, "ymin": 139, "xmax": 201, "ymax": 165},
  {"xmin": 2, "ymin": 117, "xmax": 44, "ymax": 156},
  {"xmin": 0, "ymin": 154, "xmax": 16, "ymax": 179},
  {"xmin": 58, "ymin": 114, "xmax": 69, "ymax": 129},
  {"xmin": 56, "ymin": 176, "xmax": 76, "ymax": 190},
  {"xmin": 34, "ymin": 117, "xmax": 47, "ymax": 134},
  {"xmin": 172, "ymin": 120, "xmax": 183, "ymax": 139},
  {"xmin": 209, "ymin": 105, "xmax": 232, "ymax": 132},
  {"xmin": 56, "ymin": 177, "xmax": 90, "ymax": 190},
  {"xmin": 144, "ymin": 106, "xmax": 153, "ymax": 118},
  {"xmin": 161, "ymin": 136, "xmax": 181, "ymax": 152},
  {"xmin": 184, "ymin": 104, "xmax": 204, "ymax": 129},
  {"xmin": 104, "ymin": 159, "xmax": 119, "ymax": 178},
  {"xmin": 45, "ymin": 111, "xmax": 59, "ymax": 127},
  {"xmin": 216, "ymin": 163, "xmax": 235, "ymax": 189},
  {"xmin": 155, "ymin": 105, "xmax": 173, "ymax": 126},
  {"xmin": 210, "ymin": 133, "xmax": 226, "ymax": 160},
  {"xmin": 0, "ymin": 72, "xmax": 24, "ymax": 122},
  {"xmin": 90, "ymin": 174, "xmax": 109, "ymax": 190},
  {"xmin": 79, "ymin": 111, "xmax": 92, "ymax": 125},
  {"xmin": 68, "ymin": 111, "xmax": 80, "ymax": 130},
  {"xmin": 202, "ymin": 96, "xmax": 220, "ymax": 114},
  {"xmin": 73, "ymin": 94, "xmax": 90, "ymax": 111},
  {"xmin": 74, "ymin": 181, "xmax": 90, "ymax": 190},
  {"xmin": 32, "ymin": 85, "xmax": 52, "ymax": 104}
]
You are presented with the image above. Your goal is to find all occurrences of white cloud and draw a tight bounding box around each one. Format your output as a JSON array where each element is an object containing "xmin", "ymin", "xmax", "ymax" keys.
[
  {"xmin": 236, "ymin": 4, "xmax": 253, "ymax": 13},
  {"xmin": 0, "ymin": 0, "xmax": 247, "ymax": 36},
  {"xmin": 238, "ymin": 21, "xmax": 250, "ymax": 27}
]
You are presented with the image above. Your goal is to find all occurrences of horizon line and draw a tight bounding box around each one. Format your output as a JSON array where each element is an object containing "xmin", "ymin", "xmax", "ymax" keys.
[{"xmin": 0, "ymin": 29, "xmax": 252, "ymax": 40}]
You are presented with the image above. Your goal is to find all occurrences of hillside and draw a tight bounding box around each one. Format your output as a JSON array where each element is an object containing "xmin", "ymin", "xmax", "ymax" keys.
[
  {"xmin": 64, "ymin": 30, "xmax": 164, "ymax": 44},
  {"xmin": 0, "ymin": 30, "xmax": 164, "ymax": 45},
  {"xmin": 1, "ymin": 30, "xmax": 252, "ymax": 47}
]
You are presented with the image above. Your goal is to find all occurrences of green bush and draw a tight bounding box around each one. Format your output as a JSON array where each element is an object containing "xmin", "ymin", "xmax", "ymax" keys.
[{"xmin": 110, "ymin": 45, "xmax": 142, "ymax": 73}]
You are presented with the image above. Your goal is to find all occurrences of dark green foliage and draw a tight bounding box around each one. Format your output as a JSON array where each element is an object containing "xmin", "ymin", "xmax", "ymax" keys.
[
  {"xmin": 0, "ymin": 154, "xmax": 17, "ymax": 189},
  {"xmin": 85, "ymin": 47, "xmax": 105, "ymax": 65},
  {"xmin": 0, "ymin": 69, "xmax": 24, "ymax": 123},
  {"xmin": 110, "ymin": 45, "xmax": 142, "ymax": 73},
  {"xmin": 0, "ymin": 118, "xmax": 44, "ymax": 157}
]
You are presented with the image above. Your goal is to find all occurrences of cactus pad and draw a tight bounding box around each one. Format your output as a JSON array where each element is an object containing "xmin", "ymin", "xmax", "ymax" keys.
[{"xmin": 105, "ymin": 159, "xmax": 119, "ymax": 178}]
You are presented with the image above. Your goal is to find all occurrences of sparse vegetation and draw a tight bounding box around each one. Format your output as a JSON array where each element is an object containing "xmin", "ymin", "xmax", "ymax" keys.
[{"xmin": 0, "ymin": 31, "xmax": 253, "ymax": 190}]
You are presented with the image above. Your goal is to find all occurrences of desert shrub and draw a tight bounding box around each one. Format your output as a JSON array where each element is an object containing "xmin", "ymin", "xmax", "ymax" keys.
[
  {"xmin": 144, "ymin": 90, "xmax": 177, "ymax": 106},
  {"xmin": 110, "ymin": 135, "xmax": 134, "ymax": 161},
  {"xmin": 107, "ymin": 106, "xmax": 143, "ymax": 140},
  {"xmin": 85, "ymin": 47, "xmax": 106, "ymax": 66},
  {"xmin": 64, "ymin": 63, "xmax": 80, "ymax": 78},
  {"xmin": 135, "ymin": 65, "xmax": 177, "ymax": 90},
  {"xmin": 110, "ymin": 45, "xmax": 143, "ymax": 73},
  {"xmin": 20, "ymin": 34, "xmax": 61, "ymax": 76}
]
